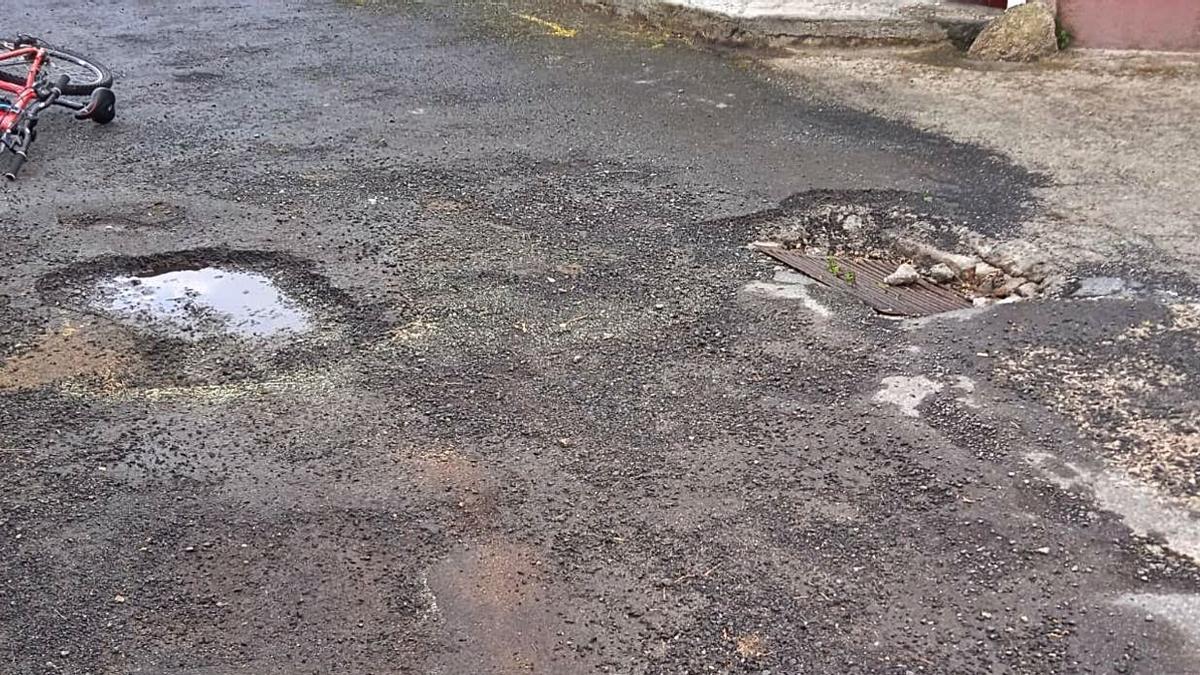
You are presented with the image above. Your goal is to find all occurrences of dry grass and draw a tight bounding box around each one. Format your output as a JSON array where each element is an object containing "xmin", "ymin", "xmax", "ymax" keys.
[
  {"xmin": 1001, "ymin": 304, "xmax": 1200, "ymax": 506},
  {"xmin": 725, "ymin": 629, "xmax": 769, "ymax": 659}
]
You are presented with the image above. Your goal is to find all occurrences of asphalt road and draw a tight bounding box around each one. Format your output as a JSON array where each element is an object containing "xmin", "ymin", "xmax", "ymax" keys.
[{"xmin": 2, "ymin": 1, "xmax": 1199, "ymax": 674}]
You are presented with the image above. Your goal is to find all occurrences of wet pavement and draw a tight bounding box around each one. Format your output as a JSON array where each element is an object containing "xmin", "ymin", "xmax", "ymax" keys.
[{"xmin": 2, "ymin": 1, "xmax": 1199, "ymax": 674}]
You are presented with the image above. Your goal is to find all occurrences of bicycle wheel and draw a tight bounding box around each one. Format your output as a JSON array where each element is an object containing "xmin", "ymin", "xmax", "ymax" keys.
[{"xmin": 0, "ymin": 38, "xmax": 112, "ymax": 96}]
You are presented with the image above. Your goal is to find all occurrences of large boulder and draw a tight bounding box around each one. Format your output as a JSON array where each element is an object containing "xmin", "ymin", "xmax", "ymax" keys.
[{"xmin": 968, "ymin": 2, "xmax": 1058, "ymax": 62}]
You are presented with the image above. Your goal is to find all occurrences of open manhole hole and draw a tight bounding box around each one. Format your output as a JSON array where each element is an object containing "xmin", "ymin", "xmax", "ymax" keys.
[
  {"xmin": 91, "ymin": 267, "xmax": 311, "ymax": 341},
  {"xmin": 758, "ymin": 248, "xmax": 972, "ymax": 316},
  {"xmin": 741, "ymin": 192, "xmax": 1054, "ymax": 317}
]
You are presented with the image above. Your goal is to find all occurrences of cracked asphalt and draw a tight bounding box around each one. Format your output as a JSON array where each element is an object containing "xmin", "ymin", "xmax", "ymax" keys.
[{"xmin": 2, "ymin": 1, "xmax": 1199, "ymax": 674}]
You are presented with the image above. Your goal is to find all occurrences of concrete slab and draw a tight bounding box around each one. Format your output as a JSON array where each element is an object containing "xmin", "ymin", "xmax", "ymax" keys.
[
  {"xmin": 587, "ymin": 0, "xmax": 1001, "ymax": 44},
  {"xmin": 649, "ymin": 0, "xmax": 980, "ymax": 21}
]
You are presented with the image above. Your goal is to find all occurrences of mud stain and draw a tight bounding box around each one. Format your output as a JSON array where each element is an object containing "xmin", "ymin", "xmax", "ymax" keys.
[
  {"xmin": 426, "ymin": 541, "xmax": 599, "ymax": 674},
  {"xmin": 0, "ymin": 320, "xmax": 138, "ymax": 391}
]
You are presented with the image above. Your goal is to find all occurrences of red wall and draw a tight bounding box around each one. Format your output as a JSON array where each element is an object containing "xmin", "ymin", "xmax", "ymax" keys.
[{"xmin": 1058, "ymin": 0, "xmax": 1200, "ymax": 51}]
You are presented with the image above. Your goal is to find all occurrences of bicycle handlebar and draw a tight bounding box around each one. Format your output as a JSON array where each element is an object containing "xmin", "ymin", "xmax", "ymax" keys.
[
  {"xmin": 1, "ymin": 148, "xmax": 27, "ymax": 181},
  {"xmin": 31, "ymin": 75, "xmax": 71, "ymax": 114}
]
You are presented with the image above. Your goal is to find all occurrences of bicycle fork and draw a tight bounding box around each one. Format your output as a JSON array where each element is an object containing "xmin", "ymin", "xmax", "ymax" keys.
[{"xmin": 1, "ymin": 74, "xmax": 69, "ymax": 180}]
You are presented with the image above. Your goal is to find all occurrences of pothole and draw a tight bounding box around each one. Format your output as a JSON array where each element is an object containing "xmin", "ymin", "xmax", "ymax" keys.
[
  {"xmin": 41, "ymin": 249, "xmax": 346, "ymax": 340},
  {"xmin": 91, "ymin": 267, "xmax": 311, "ymax": 341},
  {"xmin": 57, "ymin": 201, "xmax": 185, "ymax": 231},
  {"xmin": 31, "ymin": 249, "xmax": 372, "ymax": 397}
]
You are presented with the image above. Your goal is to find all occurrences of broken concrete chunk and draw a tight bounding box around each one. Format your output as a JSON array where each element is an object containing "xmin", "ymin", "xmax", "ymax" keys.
[
  {"xmin": 968, "ymin": 1, "xmax": 1058, "ymax": 63},
  {"xmin": 976, "ymin": 274, "xmax": 1003, "ymax": 294},
  {"xmin": 884, "ymin": 263, "xmax": 920, "ymax": 286},
  {"xmin": 974, "ymin": 262, "xmax": 1001, "ymax": 279},
  {"xmin": 977, "ymin": 240, "xmax": 1051, "ymax": 283},
  {"xmin": 993, "ymin": 276, "xmax": 1028, "ymax": 298},
  {"xmin": 895, "ymin": 239, "xmax": 979, "ymax": 275},
  {"xmin": 1016, "ymin": 282, "xmax": 1039, "ymax": 298},
  {"xmin": 921, "ymin": 246, "xmax": 980, "ymax": 276},
  {"xmin": 927, "ymin": 263, "xmax": 957, "ymax": 283},
  {"xmin": 1040, "ymin": 274, "xmax": 1068, "ymax": 295}
]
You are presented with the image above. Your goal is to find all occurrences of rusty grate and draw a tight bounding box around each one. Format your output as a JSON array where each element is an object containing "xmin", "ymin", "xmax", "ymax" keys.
[{"xmin": 758, "ymin": 248, "xmax": 972, "ymax": 316}]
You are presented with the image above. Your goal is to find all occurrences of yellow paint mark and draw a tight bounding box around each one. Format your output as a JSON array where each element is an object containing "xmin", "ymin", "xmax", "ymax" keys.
[{"xmin": 515, "ymin": 13, "xmax": 577, "ymax": 38}]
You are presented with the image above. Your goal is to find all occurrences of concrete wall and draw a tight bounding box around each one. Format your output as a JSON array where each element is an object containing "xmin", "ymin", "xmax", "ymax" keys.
[{"xmin": 1058, "ymin": 0, "xmax": 1200, "ymax": 51}]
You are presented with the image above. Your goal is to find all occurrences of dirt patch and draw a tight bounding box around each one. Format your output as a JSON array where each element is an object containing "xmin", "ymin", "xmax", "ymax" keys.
[
  {"xmin": 730, "ymin": 630, "xmax": 769, "ymax": 659},
  {"xmin": 426, "ymin": 540, "xmax": 609, "ymax": 673},
  {"xmin": 0, "ymin": 319, "xmax": 139, "ymax": 391},
  {"xmin": 769, "ymin": 47, "xmax": 1200, "ymax": 280},
  {"xmin": 171, "ymin": 70, "xmax": 223, "ymax": 83},
  {"xmin": 422, "ymin": 197, "xmax": 475, "ymax": 214},
  {"xmin": 406, "ymin": 447, "xmax": 500, "ymax": 525}
]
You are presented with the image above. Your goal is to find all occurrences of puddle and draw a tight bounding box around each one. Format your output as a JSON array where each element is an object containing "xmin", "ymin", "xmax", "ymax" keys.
[{"xmin": 90, "ymin": 267, "xmax": 311, "ymax": 340}]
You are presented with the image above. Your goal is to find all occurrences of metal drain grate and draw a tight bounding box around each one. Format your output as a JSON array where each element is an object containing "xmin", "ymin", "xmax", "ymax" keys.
[{"xmin": 758, "ymin": 248, "xmax": 972, "ymax": 317}]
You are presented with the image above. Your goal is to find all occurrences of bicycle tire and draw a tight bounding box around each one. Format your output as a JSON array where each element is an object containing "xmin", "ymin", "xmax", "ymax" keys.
[{"xmin": 0, "ymin": 40, "xmax": 112, "ymax": 96}]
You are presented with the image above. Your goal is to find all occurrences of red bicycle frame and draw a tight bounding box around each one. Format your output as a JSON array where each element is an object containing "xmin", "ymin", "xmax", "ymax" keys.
[
  {"xmin": 0, "ymin": 44, "xmax": 47, "ymax": 133},
  {"xmin": 0, "ymin": 35, "xmax": 114, "ymax": 179}
]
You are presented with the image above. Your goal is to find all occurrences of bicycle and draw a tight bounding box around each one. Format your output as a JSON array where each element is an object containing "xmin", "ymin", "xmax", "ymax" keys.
[{"xmin": 0, "ymin": 35, "xmax": 116, "ymax": 180}]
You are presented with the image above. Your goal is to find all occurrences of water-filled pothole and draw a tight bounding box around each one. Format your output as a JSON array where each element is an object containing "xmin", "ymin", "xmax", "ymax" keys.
[
  {"xmin": 39, "ymin": 249, "xmax": 350, "ymax": 343},
  {"xmin": 34, "ymin": 249, "xmax": 378, "ymax": 394},
  {"xmin": 91, "ymin": 267, "xmax": 311, "ymax": 341}
]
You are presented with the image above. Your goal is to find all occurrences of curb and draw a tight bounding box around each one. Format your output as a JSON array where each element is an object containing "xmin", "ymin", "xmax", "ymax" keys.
[{"xmin": 583, "ymin": 0, "xmax": 1001, "ymax": 48}]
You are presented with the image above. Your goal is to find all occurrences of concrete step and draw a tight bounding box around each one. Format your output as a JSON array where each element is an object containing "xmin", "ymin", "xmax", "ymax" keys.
[{"xmin": 588, "ymin": 0, "xmax": 1003, "ymax": 46}]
